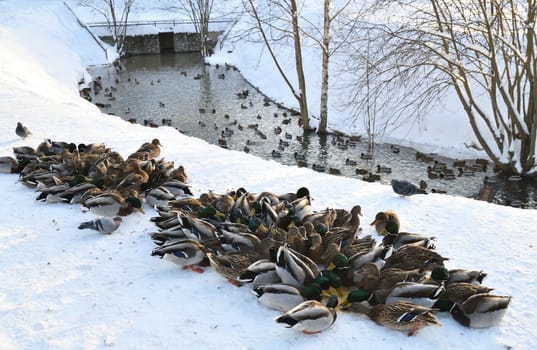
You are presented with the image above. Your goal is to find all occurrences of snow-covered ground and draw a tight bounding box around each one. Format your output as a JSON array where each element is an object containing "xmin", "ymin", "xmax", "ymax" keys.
[{"xmin": 1, "ymin": 1, "xmax": 536, "ymax": 349}]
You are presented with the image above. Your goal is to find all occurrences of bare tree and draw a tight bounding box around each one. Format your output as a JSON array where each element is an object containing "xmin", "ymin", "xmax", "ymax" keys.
[
  {"xmin": 169, "ymin": 0, "xmax": 214, "ymax": 56},
  {"xmin": 300, "ymin": 0, "xmax": 356, "ymax": 134},
  {"xmin": 243, "ymin": 0, "xmax": 311, "ymax": 131},
  {"xmin": 343, "ymin": 0, "xmax": 537, "ymax": 175},
  {"xmin": 79, "ymin": 0, "xmax": 134, "ymax": 56}
]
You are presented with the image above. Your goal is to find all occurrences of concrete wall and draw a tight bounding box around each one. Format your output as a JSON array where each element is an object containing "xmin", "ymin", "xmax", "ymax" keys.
[{"xmin": 100, "ymin": 31, "xmax": 222, "ymax": 55}]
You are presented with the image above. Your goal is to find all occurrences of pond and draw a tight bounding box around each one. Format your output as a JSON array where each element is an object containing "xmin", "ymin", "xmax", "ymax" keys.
[{"xmin": 87, "ymin": 53, "xmax": 537, "ymax": 209}]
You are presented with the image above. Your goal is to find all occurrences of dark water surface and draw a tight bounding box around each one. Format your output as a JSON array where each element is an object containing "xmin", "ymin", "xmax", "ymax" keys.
[{"xmin": 87, "ymin": 53, "xmax": 537, "ymax": 209}]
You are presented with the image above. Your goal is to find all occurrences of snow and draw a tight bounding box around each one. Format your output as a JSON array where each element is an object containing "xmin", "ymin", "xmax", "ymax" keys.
[{"xmin": 1, "ymin": 1, "xmax": 536, "ymax": 349}]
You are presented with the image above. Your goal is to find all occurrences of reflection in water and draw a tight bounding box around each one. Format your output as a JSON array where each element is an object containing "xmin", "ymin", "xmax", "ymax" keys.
[{"xmin": 87, "ymin": 53, "xmax": 536, "ymax": 209}]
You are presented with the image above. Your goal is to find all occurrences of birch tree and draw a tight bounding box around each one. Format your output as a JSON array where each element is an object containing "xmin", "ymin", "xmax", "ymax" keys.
[
  {"xmin": 243, "ymin": 0, "xmax": 312, "ymax": 131},
  {"xmin": 344, "ymin": 0, "xmax": 537, "ymax": 175},
  {"xmin": 300, "ymin": 0, "xmax": 355, "ymax": 133},
  {"xmin": 78, "ymin": 0, "xmax": 134, "ymax": 56}
]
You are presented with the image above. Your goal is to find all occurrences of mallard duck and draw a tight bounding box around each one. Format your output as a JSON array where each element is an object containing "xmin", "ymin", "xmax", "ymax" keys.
[
  {"xmin": 332, "ymin": 205, "xmax": 362, "ymax": 234},
  {"xmin": 237, "ymin": 259, "xmax": 279, "ymax": 284},
  {"xmin": 78, "ymin": 216, "xmax": 122, "ymax": 234},
  {"xmin": 0, "ymin": 156, "xmax": 19, "ymax": 173},
  {"xmin": 151, "ymin": 239, "xmax": 207, "ymax": 273},
  {"xmin": 288, "ymin": 196, "xmax": 312, "ymax": 222},
  {"xmin": 207, "ymin": 251, "xmax": 261, "ymax": 286},
  {"xmin": 450, "ymin": 293, "xmax": 511, "ymax": 328},
  {"xmin": 156, "ymin": 179, "xmax": 192, "ymax": 197},
  {"xmin": 348, "ymin": 299, "xmax": 441, "ymax": 336},
  {"xmin": 377, "ymin": 267, "xmax": 424, "ymax": 290},
  {"xmin": 381, "ymin": 221, "xmax": 437, "ymax": 249},
  {"xmin": 446, "ymin": 269, "xmax": 487, "ymax": 285},
  {"xmin": 370, "ymin": 210, "xmax": 400, "ymax": 235},
  {"xmin": 435, "ymin": 282, "xmax": 494, "ymax": 311},
  {"xmin": 82, "ymin": 191, "xmax": 144, "ymax": 216},
  {"xmin": 145, "ymin": 186, "xmax": 176, "ymax": 207},
  {"xmin": 275, "ymin": 244, "xmax": 320, "ymax": 289},
  {"xmin": 378, "ymin": 281, "xmax": 445, "ymax": 308},
  {"xmin": 252, "ymin": 283, "xmax": 305, "ymax": 311},
  {"xmin": 348, "ymin": 245, "xmax": 393, "ymax": 270},
  {"xmin": 274, "ymin": 295, "xmax": 338, "ymax": 334},
  {"xmin": 302, "ymin": 208, "xmax": 337, "ymax": 229},
  {"xmin": 352, "ymin": 262, "xmax": 381, "ymax": 291},
  {"xmin": 135, "ymin": 138, "xmax": 162, "ymax": 160},
  {"xmin": 219, "ymin": 228, "xmax": 261, "ymax": 252},
  {"xmin": 384, "ymin": 245, "xmax": 448, "ymax": 271},
  {"xmin": 15, "ymin": 121, "xmax": 31, "ymax": 138}
]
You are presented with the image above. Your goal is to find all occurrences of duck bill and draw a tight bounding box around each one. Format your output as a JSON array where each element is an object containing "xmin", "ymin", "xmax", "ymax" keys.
[{"xmin": 137, "ymin": 207, "xmax": 145, "ymax": 214}]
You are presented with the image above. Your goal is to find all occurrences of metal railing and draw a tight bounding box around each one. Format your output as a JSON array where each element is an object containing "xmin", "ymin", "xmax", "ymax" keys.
[{"xmin": 86, "ymin": 19, "xmax": 234, "ymax": 28}]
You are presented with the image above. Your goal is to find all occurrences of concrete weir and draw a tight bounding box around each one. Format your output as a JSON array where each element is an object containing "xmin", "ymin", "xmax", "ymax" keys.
[{"xmin": 99, "ymin": 31, "xmax": 221, "ymax": 55}]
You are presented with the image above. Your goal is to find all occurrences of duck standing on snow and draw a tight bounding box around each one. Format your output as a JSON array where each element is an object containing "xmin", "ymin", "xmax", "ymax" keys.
[
  {"xmin": 16, "ymin": 122, "xmax": 31, "ymax": 138},
  {"xmin": 78, "ymin": 216, "xmax": 122, "ymax": 234},
  {"xmin": 274, "ymin": 295, "xmax": 338, "ymax": 334}
]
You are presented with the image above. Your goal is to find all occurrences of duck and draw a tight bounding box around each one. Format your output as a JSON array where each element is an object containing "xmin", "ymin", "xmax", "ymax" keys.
[
  {"xmin": 384, "ymin": 245, "xmax": 448, "ymax": 271},
  {"xmin": 434, "ymin": 282, "xmax": 494, "ymax": 311},
  {"xmin": 81, "ymin": 191, "xmax": 144, "ymax": 216},
  {"xmin": 346, "ymin": 298, "xmax": 441, "ymax": 336},
  {"xmin": 145, "ymin": 186, "xmax": 176, "ymax": 207},
  {"xmin": 151, "ymin": 239, "xmax": 207, "ymax": 273},
  {"xmin": 370, "ymin": 210, "xmax": 400, "ymax": 235},
  {"xmin": 360, "ymin": 152, "xmax": 373, "ymax": 160},
  {"xmin": 135, "ymin": 138, "xmax": 162, "ymax": 160},
  {"xmin": 376, "ymin": 165, "xmax": 392, "ymax": 174},
  {"xmin": 450, "ymin": 293, "xmax": 511, "ymax": 328},
  {"xmin": 237, "ymin": 259, "xmax": 279, "ymax": 284},
  {"xmin": 332, "ymin": 205, "xmax": 362, "ymax": 234},
  {"xmin": 381, "ymin": 220, "xmax": 437, "ymax": 249},
  {"xmin": 78, "ymin": 216, "xmax": 122, "ymax": 235},
  {"xmin": 345, "ymin": 158, "xmax": 357, "ymax": 166},
  {"xmin": 275, "ymin": 244, "xmax": 320, "ymax": 289},
  {"xmin": 252, "ymin": 283, "xmax": 305, "ymax": 312},
  {"xmin": 206, "ymin": 251, "xmax": 261, "ymax": 286},
  {"xmin": 0, "ymin": 156, "xmax": 19, "ymax": 173},
  {"xmin": 303, "ymin": 208, "xmax": 337, "ymax": 230},
  {"xmin": 446, "ymin": 269, "xmax": 487, "ymax": 285},
  {"xmin": 377, "ymin": 281, "xmax": 445, "ymax": 308},
  {"xmin": 160, "ymin": 179, "xmax": 193, "ymax": 197},
  {"xmin": 274, "ymin": 295, "xmax": 338, "ymax": 334}
]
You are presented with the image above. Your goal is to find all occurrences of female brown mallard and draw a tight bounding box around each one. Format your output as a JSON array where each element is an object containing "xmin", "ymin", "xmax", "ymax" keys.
[
  {"xmin": 206, "ymin": 251, "xmax": 261, "ymax": 286},
  {"xmin": 346, "ymin": 294, "xmax": 441, "ymax": 336},
  {"xmin": 383, "ymin": 245, "xmax": 448, "ymax": 271}
]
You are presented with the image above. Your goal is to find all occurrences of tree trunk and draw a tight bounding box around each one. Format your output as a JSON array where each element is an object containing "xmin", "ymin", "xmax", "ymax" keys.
[
  {"xmin": 318, "ymin": 0, "xmax": 330, "ymax": 134},
  {"xmin": 290, "ymin": 0, "xmax": 311, "ymax": 131}
]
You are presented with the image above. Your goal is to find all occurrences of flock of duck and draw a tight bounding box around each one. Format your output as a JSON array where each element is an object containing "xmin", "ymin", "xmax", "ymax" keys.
[{"xmin": 0, "ymin": 123, "xmax": 511, "ymax": 336}]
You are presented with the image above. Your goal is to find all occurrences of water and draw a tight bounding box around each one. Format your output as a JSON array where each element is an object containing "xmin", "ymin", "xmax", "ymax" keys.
[{"xmin": 87, "ymin": 53, "xmax": 537, "ymax": 209}]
